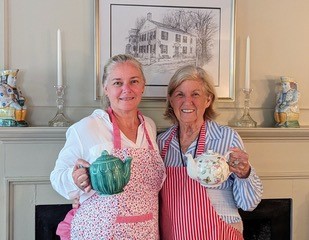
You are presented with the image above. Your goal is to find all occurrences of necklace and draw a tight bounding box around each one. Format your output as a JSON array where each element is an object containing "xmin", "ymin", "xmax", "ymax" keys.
[{"xmin": 177, "ymin": 127, "xmax": 201, "ymax": 167}]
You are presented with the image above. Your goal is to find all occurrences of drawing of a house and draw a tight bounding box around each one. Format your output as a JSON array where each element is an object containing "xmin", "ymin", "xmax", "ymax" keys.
[{"xmin": 126, "ymin": 12, "xmax": 197, "ymax": 65}]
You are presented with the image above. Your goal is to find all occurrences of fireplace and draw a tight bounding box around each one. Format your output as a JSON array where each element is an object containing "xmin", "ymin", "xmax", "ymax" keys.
[
  {"xmin": 35, "ymin": 198, "xmax": 291, "ymax": 240},
  {"xmin": 35, "ymin": 204, "xmax": 72, "ymax": 240},
  {"xmin": 239, "ymin": 198, "xmax": 292, "ymax": 240}
]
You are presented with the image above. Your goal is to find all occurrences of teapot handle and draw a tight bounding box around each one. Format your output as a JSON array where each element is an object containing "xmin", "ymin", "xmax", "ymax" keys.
[{"xmin": 224, "ymin": 150, "xmax": 233, "ymax": 162}]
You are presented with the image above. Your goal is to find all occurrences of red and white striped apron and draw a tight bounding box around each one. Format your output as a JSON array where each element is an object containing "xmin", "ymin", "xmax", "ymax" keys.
[{"xmin": 159, "ymin": 123, "xmax": 243, "ymax": 240}]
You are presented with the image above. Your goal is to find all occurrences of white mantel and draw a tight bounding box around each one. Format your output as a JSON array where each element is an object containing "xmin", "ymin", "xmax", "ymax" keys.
[{"xmin": 1, "ymin": 127, "xmax": 309, "ymax": 239}]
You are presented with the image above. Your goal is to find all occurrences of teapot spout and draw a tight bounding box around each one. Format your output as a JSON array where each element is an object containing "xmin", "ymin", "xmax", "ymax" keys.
[{"xmin": 185, "ymin": 153, "xmax": 198, "ymax": 180}]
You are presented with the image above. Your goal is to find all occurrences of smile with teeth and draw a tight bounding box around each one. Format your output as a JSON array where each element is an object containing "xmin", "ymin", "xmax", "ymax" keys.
[
  {"xmin": 120, "ymin": 97, "xmax": 134, "ymax": 101},
  {"xmin": 182, "ymin": 109, "xmax": 194, "ymax": 113}
]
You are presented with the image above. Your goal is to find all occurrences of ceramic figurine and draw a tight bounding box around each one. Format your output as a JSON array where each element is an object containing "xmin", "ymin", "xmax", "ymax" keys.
[
  {"xmin": 274, "ymin": 76, "xmax": 300, "ymax": 128},
  {"xmin": 89, "ymin": 150, "xmax": 132, "ymax": 195},
  {"xmin": 186, "ymin": 150, "xmax": 231, "ymax": 187},
  {"xmin": 0, "ymin": 69, "xmax": 28, "ymax": 127}
]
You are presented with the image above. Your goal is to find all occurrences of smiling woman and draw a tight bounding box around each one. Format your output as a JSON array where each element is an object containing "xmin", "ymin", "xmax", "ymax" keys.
[
  {"xmin": 103, "ymin": 62, "xmax": 144, "ymax": 115},
  {"xmin": 157, "ymin": 65, "xmax": 263, "ymax": 240},
  {"xmin": 101, "ymin": 54, "xmax": 146, "ymax": 111},
  {"xmin": 50, "ymin": 54, "xmax": 165, "ymax": 239}
]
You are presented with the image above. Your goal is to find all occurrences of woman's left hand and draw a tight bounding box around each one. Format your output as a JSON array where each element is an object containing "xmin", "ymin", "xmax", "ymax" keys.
[{"xmin": 228, "ymin": 147, "xmax": 251, "ymax": 178}]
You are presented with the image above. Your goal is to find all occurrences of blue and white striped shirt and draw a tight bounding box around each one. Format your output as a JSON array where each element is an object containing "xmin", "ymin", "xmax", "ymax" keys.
[{"xmin": 157, "ymin": 120, "xmax": 263, "ymax": 223}]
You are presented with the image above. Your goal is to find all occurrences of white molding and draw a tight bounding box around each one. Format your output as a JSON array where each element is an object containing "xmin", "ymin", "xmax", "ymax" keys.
[
  {"xmin": 1, "ymin": 126, "xmax": 309, "ymax": 141},
  {"xmin": 5, "ymin": 176, "xmax": 50, "ymax": 184},
  {"xmin": 0, "ymin": 0, "xmax": 4, "ymax": 68},
  {"xmin": 4, "ymin": 177, "xmax": 50, "ymax": 240},
  {"xmin": 236, "ymin": 127, "xmax": 309, "ymax": 140},
  {"xmin": 0, "ymin": 127, "xmax": 67, "ymax": 141},
  {"xmin": 259, "ymin": 172, "xmax": 309, "ymax": 180},
  {"xmin": 157, "ymin": 127, "xmax": 309, "ymax": 140},
  {"xmin": 0, "ymin": 0, "xmax": 8, "ymax": 69}
]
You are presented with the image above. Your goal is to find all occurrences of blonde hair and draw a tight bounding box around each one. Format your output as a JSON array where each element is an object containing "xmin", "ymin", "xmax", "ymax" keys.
[
  {"xmin": 101, "ymin": 54, "xmax": 145, "ymax": 109},
  {"xmin": 164, "ymin": 65, "xmax": 217, "ymax": 124}
]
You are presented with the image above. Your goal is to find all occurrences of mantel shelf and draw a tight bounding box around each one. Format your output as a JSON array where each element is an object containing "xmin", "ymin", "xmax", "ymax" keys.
[
  {"xmin": 0, "ymin": 127, "xmax": 67, "ymax": 141},
  {"xmin": 235, "ymin": 127, "xmax": 309, "ymax": 140},
  {"xmin": 0, "ymin": 126, "xmax": 308, "ymax": 141}
]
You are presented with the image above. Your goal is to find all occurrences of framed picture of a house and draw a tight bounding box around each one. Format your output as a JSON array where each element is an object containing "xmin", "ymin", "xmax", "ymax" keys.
[{"xmin": 95, "ymin": 0, "xmax": 235, "ymax": 101}]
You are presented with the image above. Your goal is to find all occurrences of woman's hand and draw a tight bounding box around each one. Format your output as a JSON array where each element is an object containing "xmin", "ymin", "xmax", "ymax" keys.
[
  {"xmin": 72, "ymin": 197, "xmax": 80, "ymax": 209},
  {"xmin": 228, "ymin": 147, "xmax": 251, "ymax": 178},
  {"xmin": 72, "ymin": 159, "xmax": 91, "ymax": 192}
]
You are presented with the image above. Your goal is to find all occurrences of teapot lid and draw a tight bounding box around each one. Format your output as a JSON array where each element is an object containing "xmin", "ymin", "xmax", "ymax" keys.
[
  {"xmin": 206, "ymin": 149, "xmax": 215, "ymax": 155},
  {"xmin": 203, "ymin": 149, "xmax": 219, "ymax": 156},
  {"xmin": 196, "ymin": 149, "xmax": 224, "ymax": 160},
  {"xmin": 97, "ymin": 150, "xmax": 118, "ymax": 160}
]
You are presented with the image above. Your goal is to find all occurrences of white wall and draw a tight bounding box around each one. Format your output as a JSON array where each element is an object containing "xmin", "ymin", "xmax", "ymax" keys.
[{"xmin": 1, "ymin": 0, "xmax": 309, "ymax": 128}]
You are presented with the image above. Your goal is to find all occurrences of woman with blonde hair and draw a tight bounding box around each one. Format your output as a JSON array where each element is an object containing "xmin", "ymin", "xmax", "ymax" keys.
[{"xmin": 51, "ymin": 54, "xmax": 165, "ymax": 239}]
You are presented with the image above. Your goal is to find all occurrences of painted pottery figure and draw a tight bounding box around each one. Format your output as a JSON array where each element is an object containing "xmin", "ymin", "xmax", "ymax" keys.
[
  {"xmin": 0, "ymin": 69, "xmax": 28, "ymax": 126},
  {"xmin": 274, "ymin": 76, "xmax": 300, "ymax": 127},
  {"xmin": 89, "ymin": 150, "xmax": 133, "ymax": 195}
]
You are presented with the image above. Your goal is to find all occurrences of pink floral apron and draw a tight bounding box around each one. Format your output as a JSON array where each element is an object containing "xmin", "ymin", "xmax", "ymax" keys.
[
  {"xmin": 160, "ymin": 123, "xmax": 243, "ymax": 240},
  {"xmin": 71, "ymin": 108, "xmax": 165, "ymax": 239}
]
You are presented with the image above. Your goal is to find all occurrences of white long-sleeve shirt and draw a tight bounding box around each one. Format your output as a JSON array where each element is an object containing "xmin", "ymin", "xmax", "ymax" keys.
[{"xmin": 50, "ymin": 109, "xmax": 158, "ymax": 203}]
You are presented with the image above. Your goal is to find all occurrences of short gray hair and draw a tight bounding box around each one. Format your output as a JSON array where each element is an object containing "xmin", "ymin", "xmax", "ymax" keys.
[{"xmin": 164, "ymin": 65, "xmax": 218, "ymax": 124}]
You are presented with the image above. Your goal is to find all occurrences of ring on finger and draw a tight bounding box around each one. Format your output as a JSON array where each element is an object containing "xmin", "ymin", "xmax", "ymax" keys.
[{"xmin": 231, "ymin": 160, "xmax": 239, "ymax": 167}]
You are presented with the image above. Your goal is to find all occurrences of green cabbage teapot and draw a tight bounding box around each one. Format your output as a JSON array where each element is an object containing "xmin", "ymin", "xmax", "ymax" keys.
[{"xmin": 89, "ymin": 150, "xmax": 132, "ymax": 195}]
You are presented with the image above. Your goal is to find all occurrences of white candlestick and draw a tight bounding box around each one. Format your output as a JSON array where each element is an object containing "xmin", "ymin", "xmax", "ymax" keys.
[
  {"xmin": 245, "ymin": 36, "xmax": 250, "ymax": 90},
  {"xmin": 57, "ymin": 29, "xmax": 63, "ymax": 86}
]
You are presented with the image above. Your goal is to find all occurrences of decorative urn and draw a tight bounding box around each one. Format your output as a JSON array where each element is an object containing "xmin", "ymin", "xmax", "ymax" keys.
[{"xmin": 89, "ymin": 150, "xmax": 132, "ymax": 195}]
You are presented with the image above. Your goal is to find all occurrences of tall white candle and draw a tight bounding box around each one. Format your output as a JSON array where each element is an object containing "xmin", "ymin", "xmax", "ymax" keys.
[
  {"xmin": 245, "ymin": 36, "xmax": 250, "ymax": 90},
  {"xmin": 57, "ymin": 29, "xmax": 63, "ymax": 86}
]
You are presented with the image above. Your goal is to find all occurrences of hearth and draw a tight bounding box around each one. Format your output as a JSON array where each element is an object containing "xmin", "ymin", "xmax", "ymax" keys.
[{"xmin": 35, "ymin": 198, "xmax": 291, "ymax": 240}]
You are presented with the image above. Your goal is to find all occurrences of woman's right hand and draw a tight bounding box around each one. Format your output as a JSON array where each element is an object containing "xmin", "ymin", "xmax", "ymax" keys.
[{"xmin": 72, "ymin": 159, "xmax": 91, "ymax": 193}]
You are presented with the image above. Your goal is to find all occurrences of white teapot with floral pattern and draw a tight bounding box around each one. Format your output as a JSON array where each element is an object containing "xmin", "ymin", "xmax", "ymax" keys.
[{"xmin": 186, "ymin": 150, "xmax": 231, "ymax": 187}]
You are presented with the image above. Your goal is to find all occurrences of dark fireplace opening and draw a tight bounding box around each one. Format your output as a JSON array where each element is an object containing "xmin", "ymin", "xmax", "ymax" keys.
[
  {"xmin": 35, "ymin": 198, "xmax": 291, "ymax": 240},
  {"xmin": 35, "ymin": 204, "xmax": 72, "ymax": 240},
  {"xmin": 239, "ymin": 198, "xmax": 292, "ymax": 240}
]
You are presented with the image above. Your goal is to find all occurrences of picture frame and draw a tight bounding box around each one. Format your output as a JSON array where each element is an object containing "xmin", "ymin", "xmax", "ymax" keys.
[{"xmin": 94, "ymin": 0, "xmax": 235, "ymax": 101}]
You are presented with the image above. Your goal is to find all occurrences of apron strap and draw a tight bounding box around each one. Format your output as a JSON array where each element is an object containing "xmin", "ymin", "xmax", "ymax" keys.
[
  {"xmin": 196, "ymin": 121, "xmax": 206, "ymax": 156},
  {"xmin": 160, "ymin": 126, "xmax": 178, "ymax": 159},
  {"xmin": 107, "ymin": 107, "xmax": 122, "ymax": 149},
  {"xmin": 137, "ymin": 113, "xmax": 155, "ymax": 150},
  {"xmin": 107, "ymin": 107, "xmax": 154, "ymax": 150},
  {"xmin": 160, "ymin": 122, "xmax": 207, "ymax": 160}
]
